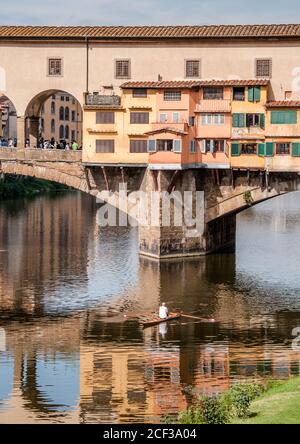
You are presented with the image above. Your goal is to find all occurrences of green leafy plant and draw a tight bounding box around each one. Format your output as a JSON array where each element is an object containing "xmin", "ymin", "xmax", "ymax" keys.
[
  {"xmin": 244, "ymin": 190, "xmax": 253, "ymax": 206},
  {"xmin": 178, "ymin": 396, "xmax": 229, "ymax": 424},
  {"xmin": 223, "ymin": 383, "xmax": 265, "ymax": 418}
]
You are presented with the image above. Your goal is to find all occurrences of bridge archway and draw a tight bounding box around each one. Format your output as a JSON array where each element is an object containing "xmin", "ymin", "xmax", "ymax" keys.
[
  {"xmin": 23, "ymin": 89, "xmax": 83, "ymax": 149},
  {"xmin": 0, "ymin": 94, "xmax": 17, "ymax": 143}
]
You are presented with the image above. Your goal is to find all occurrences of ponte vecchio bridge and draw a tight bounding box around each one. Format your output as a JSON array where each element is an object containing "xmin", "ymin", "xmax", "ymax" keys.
[{"xmin": 2, "ymin": 24, "xmax": 300, "ymax": 258}]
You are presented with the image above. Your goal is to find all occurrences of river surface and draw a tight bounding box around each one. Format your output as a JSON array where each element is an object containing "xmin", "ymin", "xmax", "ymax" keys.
[{"xmin": 0, "ymin": 191, "xmax": 300, "ymax": 423}]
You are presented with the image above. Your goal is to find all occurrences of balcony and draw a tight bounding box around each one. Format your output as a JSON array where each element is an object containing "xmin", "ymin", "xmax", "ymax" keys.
[
  {"xmin": 151, "ymin": 121, "xmax": 187, "ymax": 134},
  {"xmin": 231, "ymin": 126, "xmax": 265, "ymax": 140},
  {"xmin": 196, "ymin": 99, "xmax": 231, "ymax": 113},
  {"xmin": 85, "ymin": 94, "xmax": 121, "ymax": 107}
]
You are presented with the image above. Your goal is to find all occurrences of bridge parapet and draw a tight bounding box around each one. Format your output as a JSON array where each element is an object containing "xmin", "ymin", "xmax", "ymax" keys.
[{"xmin": 0, "ymin": 148, "xmax": 82, "ymax": 163}]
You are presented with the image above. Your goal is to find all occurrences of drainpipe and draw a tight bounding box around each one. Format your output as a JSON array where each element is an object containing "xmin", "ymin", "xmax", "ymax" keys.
[{"xmin": 85, "ymin": 36, "xmax": 89, "ymax": 95}]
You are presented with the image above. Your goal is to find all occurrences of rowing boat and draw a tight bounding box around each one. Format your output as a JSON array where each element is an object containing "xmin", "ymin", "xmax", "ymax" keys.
[{"xmin": 141, "ymin": 312, "xmax": 181, "ymax": 328}]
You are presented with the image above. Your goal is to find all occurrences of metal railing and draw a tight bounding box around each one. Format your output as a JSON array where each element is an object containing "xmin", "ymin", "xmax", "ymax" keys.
[{"xmin": 85, "ymin": 94, "xmax": 121, "ymax": 106}]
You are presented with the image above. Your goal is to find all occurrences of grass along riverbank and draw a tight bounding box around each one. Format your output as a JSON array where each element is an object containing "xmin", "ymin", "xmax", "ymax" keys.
[
  {"xmin": 166, "ymin": 377, "xmax": 300, "ymax": 424},
  {"xmin": 0, "ymin": 175, "xmax": 68, "ymax": 199},
  {"xmin": 237, "ymin": 377, "xmax": 300, "ymax": 424}
]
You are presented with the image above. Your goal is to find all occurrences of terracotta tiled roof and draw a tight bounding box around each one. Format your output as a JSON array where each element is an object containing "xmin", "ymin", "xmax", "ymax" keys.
[
  {"xmin": 145, "ymin": 127, "xmax": 188, "ymax": 136},
  {"xmin": 266, "ymin": 100, "xmax": 300, "ymax": 107},
  {"xmin": 121, "ymin": 79, "xmax": 269, "ymax": 89},
  {"xmin": 1, "ymin": 25, "xmax": 300, "ymax": 40}
]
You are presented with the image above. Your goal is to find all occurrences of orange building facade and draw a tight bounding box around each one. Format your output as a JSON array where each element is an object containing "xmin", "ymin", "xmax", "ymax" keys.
[{"xmin": 82, "ymin": 79, "xmax": 300, "ymax": 172}]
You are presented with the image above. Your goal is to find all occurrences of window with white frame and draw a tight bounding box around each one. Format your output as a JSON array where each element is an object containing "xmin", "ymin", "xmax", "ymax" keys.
[
  {"xmin": 201, "ymin": 113, "xmax": 225, "ymax": 125},
  {"xmin": 201, "ymin": 139, "xmax": 225, "ymax": 153},
  {"xmin": 190, "ymin": 139, "xmax": 196, "ymax": 153},
  {"xmin": 173, "ymin": 112, "xmax": 180, "ymax": 123},
  {"xmin": 159, "ymin": 113, "xmax": 167, "ymax": 123}
]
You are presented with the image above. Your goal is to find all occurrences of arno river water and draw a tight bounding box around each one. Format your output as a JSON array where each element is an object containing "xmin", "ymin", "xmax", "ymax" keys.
[{"xmin": 0, "ymin": 191, "xmax": 300, "ymax": 423}]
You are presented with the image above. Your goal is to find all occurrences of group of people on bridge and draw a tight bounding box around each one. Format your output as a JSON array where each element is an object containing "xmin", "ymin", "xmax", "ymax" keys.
[{"xmin": 37, "ymin": 138, "xmax": 81, "ymax": 151}]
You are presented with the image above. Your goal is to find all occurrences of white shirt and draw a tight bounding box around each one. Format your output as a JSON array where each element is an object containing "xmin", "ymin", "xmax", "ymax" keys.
[{"xmin": 159, "ymin": 305, "xmax": 168, "ymax": 319}]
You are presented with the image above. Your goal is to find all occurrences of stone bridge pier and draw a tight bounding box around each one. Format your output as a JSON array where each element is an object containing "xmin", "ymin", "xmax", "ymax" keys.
[{"xmin": 1, "ymin": 148, "xmax": 300, "ymax": 260}]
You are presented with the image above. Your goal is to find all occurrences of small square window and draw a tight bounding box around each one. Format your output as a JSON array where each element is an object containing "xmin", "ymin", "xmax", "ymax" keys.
[
  {"xmin": 48, "ymin": 58, "xmax": 62, "ymax": 76},
  {"xmin": 256, "ymin": 59, "xmax": 272, "ymax": 78},
  {"xmin": 233, "ymin": 87, "xmax": 245, "ymax": 101},
  {"xmin": 115, "ymin": 59, "xmax": 131, "ymax": 79},
  {"xmin": 185, "ymin": 60, "xmax": 200, "ymax": 78},
  {"xmin": 285, "ymin": 91, "xmax": 292, "ymax": 100},
  {"xmin": 164, "ymin": 91, "xmax": 181, "ymax": 101},
  {"xmin": 133, "ymin": 88, "xmax": 147, "ymax": 98}
]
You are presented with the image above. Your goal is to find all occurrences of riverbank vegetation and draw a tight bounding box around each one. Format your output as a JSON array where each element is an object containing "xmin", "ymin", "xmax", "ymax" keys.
[
  {"xmin": 0, "ymin": 174, "xmax": 68, "ymax": 199},
  {"xmin": 164, "ymin": 377, "xmax": 300, "ymax": 424}
]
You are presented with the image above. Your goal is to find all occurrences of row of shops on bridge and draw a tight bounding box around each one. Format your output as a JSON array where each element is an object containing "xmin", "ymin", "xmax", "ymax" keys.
[{"xmin": 82, "ymin": 79, "xmax": 300, "ymax": 171}]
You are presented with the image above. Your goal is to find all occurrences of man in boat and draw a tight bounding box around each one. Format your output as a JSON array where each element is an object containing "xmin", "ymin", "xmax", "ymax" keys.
[{"xmin": 159, "ymin": 302, "xmax": 169, "ymax": 319}]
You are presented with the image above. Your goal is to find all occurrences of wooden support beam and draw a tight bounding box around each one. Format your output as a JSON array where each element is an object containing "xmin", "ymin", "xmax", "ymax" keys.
[
  {"xmin": 120, "ymin": 166, "xmax": 125, "ymax": 184},
  {"xmin": 230, "ymin": 168, "xmax": 235, "ymax": 189},
  {"xmin": 167, "ymin": 170, "xmax": 182, "ymax": 194},
  {"xmin": 101, "ymin": 166, "xmax": 109, "ymax": 191},
  {"xmin": 216, "ymin": 169, "xmax": 220, "ymax": 186},
  {"xmin": 150, "ymin": 169, "xmax": 158, "ymax": 191},
  {"xmin": 259, "ymin": 170, "xmax": 264, "ymax": 189},
  {"xmin": 83, "ymin": 167, "xmax": 91, "ymax": 191}
]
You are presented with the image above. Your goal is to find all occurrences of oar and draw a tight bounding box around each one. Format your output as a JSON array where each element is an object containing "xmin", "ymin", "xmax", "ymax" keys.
[{"xmin": 180, "ymin": 313, "xmax": 216, "ymax": 322}]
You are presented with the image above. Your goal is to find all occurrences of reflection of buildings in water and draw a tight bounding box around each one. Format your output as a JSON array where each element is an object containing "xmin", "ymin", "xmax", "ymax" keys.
[
  {"xmin": 1, "ymin": 313, "xmax": 300, "ymax": 423},
  {"xmin": 79, "ymin": 344, "xmax": 149, "ymax": 423},
  {"xmin": 0, "ymin": 317, "xmax": 81, "ymax": 423},
  {"xmin": 0, "ymin": 327, "xmax": 5, "ymax": 352},
  {"xmin": 0, "ymin": 193, "xmax": 93, "ymax": 315}
]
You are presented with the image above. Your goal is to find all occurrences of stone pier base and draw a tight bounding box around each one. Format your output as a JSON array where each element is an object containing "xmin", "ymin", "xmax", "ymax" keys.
[{"xmin": 138, "ymin": 169, "xmax": 236, "ymax": 259}]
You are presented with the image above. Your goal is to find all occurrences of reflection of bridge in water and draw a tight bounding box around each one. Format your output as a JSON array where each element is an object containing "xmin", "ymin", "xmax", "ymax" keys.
[
  {"xmin": 1, "ymin": 311, "xmax": 300, "ymax": 423},
  {"xmin": 2, "ymin": 148, "xmax": 300, "ymax": 259},
  {"xmin": 1, "ymin": 191, "xmax": 300, "ymax": 422}
]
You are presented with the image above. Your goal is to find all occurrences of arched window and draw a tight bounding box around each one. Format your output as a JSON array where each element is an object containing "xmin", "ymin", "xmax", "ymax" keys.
[
  {"xmin": 40, "ymin": 118, "xmax": 44, "ymax": 130},
  {"xmin": 65, "ymin": 125, "xmax": 69, "ymax": 140},
  {"xmin": 51, "ymin": 101, "xmax": 55, "ymax": 114},
  {"xmin": 65, "ymin": 107, "xmax": 70, "ymax": 121},
  {"xmin": 59, "ymin": 106, "xmax": 64, "ymax": 121},
  {"xmin": 51, "ymin": 119, "xmax": 55, "ymax": 133},
  {"xmin": 59, "ymin": 125, "xmax": 64, "ymax": 139}
]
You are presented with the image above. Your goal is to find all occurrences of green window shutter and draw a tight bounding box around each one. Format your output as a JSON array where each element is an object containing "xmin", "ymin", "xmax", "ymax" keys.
[
  {"xmin": 271, "ymin": 110, "xmax": 297, "ymax": 124},
  {"xmin": 232, "ymin": 113, "xmax": 245, "ymax": 127},
  {"xmin": 260, "ymin": 113, "xmax": 265, "ymax": 129},
  {"xmin": 271, "ymin": 111, "xmax": 281, "ymax": 124},
  {"xmin": 265, "ymin": 142, "xmax": 274, "ymax": 157},
  {"xmin": 289, "ymin": 111, "xmax": 297, "ymax": 124},
  {"xmin": 231, "ymin": 143, "xmax": 240, "ymax": 156},
  {"xmin": 248, "ymin": 87, "xmax": 254, "ymax": 102},
  {"xmin": 254, "ymin": 86, "xmax": 261, "ymax": 102},
  {"xmin": 239, "ymin": 113, "xmax": 245, "ymax": 127},
  {"xmin": 232, "ymin": 113, "xmax": 239, "ymax": 127},
  {"xmin": 292, "ymin": 142, "xmax": 300, "ymax": 157},
  {"xmin": 258, "ymin": 143, "xmax": 265, "ymax": 156}
]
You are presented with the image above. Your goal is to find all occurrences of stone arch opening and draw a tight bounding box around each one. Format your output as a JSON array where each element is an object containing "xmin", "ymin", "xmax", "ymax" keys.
[
  {"xmin": 24, "ymin": 89, "xmax": 83, "ymax": 149},
  {"xmin": 0, "ymin": 94, "xmax": 17, "ymax": 145}
]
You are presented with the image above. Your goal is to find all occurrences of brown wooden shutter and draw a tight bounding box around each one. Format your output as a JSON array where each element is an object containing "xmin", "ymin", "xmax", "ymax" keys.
[
  {"xmin": 130, "ymin": 112, "xmax": 149, "ymax": 124},
  {"xmin": 130, "ymin": 140, "xmax": 148, "ymax": 153},
  {"xmin": 96, "ymin": 140, "xmax": 115, "ymax": 153},
  {"xmin": 96, "ymin": 112, "xmax": 115, "ymax": 124}
]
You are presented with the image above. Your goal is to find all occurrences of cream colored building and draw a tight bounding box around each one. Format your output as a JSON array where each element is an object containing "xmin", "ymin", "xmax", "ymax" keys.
[
  {"xmin": 1, "ymin": 25, "xmax": 300, "ymax": 148},
  {"xmin": 38, "ymin": 92, "xmax": 82, "ymax": 145}
]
